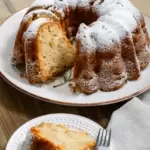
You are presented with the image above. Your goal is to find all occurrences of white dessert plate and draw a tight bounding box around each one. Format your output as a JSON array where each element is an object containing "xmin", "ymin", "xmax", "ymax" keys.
[
  {"xmin": 6, "ymin": 113, "xmax": 116, "ymax": 150},
  {"xmin": 0, "ymin": 8, "xmax": 150, "ymax": 106}
]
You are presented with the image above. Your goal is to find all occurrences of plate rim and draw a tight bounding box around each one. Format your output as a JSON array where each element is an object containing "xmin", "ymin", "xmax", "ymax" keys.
[
  {"xmin": 1, "ymin": 8, "xmax": 150, "ymax": 107},
  {"xmin": 6, "ymin": 113, "xmax": 101, "ymax": 150},
  {"xmin": 1, "ymin": 71, "xmax": 150, "ymax": 106}
]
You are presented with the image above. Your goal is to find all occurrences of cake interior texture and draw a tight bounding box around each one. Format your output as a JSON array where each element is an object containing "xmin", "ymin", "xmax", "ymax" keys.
[
  {"xmin": 37, "ymin": 23, "xmax": 75, "ymax": 76},
  {"xmin": 31, "ymin": 123, "xmax": 96, "ymax": 150}
]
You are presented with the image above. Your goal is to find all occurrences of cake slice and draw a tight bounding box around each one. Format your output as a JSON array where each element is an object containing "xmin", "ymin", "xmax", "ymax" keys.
[
  {"xmin": 23, "ymin": 18, "xmax": 76, "ymax": 83},
  {"xmin": 30, "ymin": 123, "xmax": 96, "ymax": 150},
  {"xmin": 12, "ymin": 9, "xmax": 59, "ymax": 65}
]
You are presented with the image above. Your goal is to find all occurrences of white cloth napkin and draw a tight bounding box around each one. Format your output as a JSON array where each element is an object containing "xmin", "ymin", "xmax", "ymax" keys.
[{"xmin": 107, "ymin": 90, "xmax": 150, "ymax": 150}]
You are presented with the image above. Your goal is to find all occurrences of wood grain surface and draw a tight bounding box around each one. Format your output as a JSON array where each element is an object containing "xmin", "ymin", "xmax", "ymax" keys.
[{"xmin": 0, "ymin": 0, "xmax": 149, "ymax": 149}]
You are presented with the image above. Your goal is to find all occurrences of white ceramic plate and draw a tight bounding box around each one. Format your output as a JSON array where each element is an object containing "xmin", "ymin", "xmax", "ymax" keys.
[
  {"xmin": 0, "ymin": 8, "xmax": 150, "ymax": 106},
  {"xmin": 6, "ymin": 113, "xmax": 116, "ymax": 150}
]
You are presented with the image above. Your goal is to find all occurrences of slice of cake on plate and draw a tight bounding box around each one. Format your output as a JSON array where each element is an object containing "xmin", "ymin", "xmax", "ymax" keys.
[{"xmin": 30, "ymin": 123, "xmax": 96, "ymax": 150}]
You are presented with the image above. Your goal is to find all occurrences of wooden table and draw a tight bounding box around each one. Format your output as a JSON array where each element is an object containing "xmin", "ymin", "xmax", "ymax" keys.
[{"xmin": 0, "ymin": 0, "xmax": 149, "ymax": 149}]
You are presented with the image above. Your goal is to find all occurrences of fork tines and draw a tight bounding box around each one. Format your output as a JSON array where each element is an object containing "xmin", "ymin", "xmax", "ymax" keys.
[{"xmin": 95, "ymin": 128, "xmax": 111, "ymax": 149}]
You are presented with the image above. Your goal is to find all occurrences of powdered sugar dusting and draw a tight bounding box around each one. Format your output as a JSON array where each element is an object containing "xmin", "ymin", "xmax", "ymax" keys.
[
  {"xmin": 99, "ymin": 15, "xmax": 127, "ymax": 38},
  {"xmin": 76, "ymin": 23, "xmax": 97, "ymax": 53},
  {"xmin": 109, "ymin": 10, "xmax": 137, "ymax": 32},
  {"xmin": 76, "ymin": 71, "xmax": 100, "ymax": 93},
  {"xmin": 92, "ymin": 0, "xmax": 140, "ymax": 17},
  {"xmin": 30, "ymin": 0, "xmax": 55, "ymax": 8},
  {"xmin": 76, "ymin": 21, "xmax": 120, "ymax": 53},
  {"xmin": 77, "ymin": 0, "xmax": 91, "ymax": 10},
  {"xmin": 91, "ymin": 21, "xmax": 120, "ymax": 50},
  {"xmin": 66, "ymin": 0, "xmax": 78, "ymax": 9},
  {"xmin": 23, "ymin": 18, "xmax": 49, "ymax": 40},
  {"xmin": 23, "ymin": 9, "xmax": 58, "ymax": 22},
  {"xmin": 48, "ymin": 0, "xmax": 69, "ymax": 18},
  {"xmin": 29, "ymin": 0, "xmax": 142, "ymax": 24}
]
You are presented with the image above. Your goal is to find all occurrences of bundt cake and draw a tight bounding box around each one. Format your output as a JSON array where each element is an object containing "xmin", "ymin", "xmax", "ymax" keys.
[
  {"xmin": 30, "ymin": 123, "xmax": 96, "ymax": 150},
  {"xmin": 11, "ymin": 0, "xmax": 150, "ymax": 94}
]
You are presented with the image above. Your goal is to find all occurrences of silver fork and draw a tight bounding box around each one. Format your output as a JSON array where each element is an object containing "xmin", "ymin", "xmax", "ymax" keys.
[{"xmin": 95, "ymin": 128, "xmax": 111, "ymax": 150}]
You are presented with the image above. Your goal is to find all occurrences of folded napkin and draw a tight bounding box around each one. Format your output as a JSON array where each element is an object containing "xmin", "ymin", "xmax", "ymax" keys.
[{"xmin": 107, "ymin": 90, "xmax": 150, "ymax": 150}]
